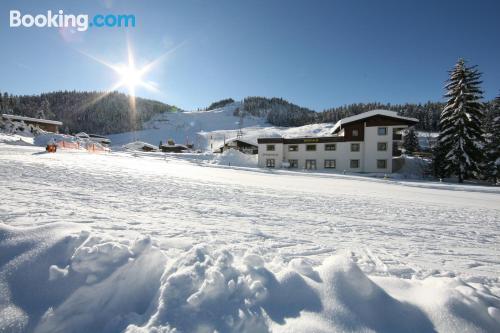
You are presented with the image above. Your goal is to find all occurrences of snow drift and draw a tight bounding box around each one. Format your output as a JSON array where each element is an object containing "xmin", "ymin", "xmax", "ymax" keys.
[
  {"xmin": 210, "ymin": 149, "xmax": 258, "ymax": 167},
  {"xmin": 1, "ymin": 223, "xmax": 499, "ymax": 333}
]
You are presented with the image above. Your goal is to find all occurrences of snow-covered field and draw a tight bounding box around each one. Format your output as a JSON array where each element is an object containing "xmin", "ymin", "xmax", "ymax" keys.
[{"xmin": 1, "ymin": 143, "xmax": 500, "ymax": 332}]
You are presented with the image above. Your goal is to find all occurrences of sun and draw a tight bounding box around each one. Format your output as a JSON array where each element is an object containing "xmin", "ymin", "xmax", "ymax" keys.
[
  {"xmin": 109, "ymin": 44, "xmax": 154, "ymax": 98},
  {"xmin": 115, "ymin": 63, "xmax": 144, "ymax": 97},
  {"xmin": 77, "ymin": 37, "xmax": 182, "ymax": 116}
]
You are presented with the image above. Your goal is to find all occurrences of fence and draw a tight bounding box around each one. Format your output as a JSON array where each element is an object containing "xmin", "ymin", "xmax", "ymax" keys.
[{"xmin": 56, "ymin": 140, "xmax": 110, "ymax": 153}]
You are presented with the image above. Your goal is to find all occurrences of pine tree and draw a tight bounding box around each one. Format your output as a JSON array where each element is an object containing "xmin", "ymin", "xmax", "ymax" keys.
[
  {"xmin": 438, "ymin": 59, "xmax": 484, "ymax": 183},
  {"xmin": 39, "ymin": 98, "xmax": 50, "ymax": 119},
  {"xmin": 402, "ymin": 127, "xmax": 420, "ymax": 154},
  {"xmin": 2, "ymin": 92, "xmax": 8, "ymax": 111},
  {"xmin": 432, "ymin": 141, "xmax": 448, "ymax": 180},
  {"xmin": 482, "ymin": 95, "xmax": 500, "ymax": 183}
]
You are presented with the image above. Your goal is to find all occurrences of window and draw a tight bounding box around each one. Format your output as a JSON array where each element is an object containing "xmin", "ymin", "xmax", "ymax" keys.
[
  {"xmin": 324, "ymin": 159, "xmax": 336, "ymax": 169},
  {"xmin": 350, "ymin": 159, "xmax": 360, "ymax": 168},
  {"xmin": 351, "ymin": 143, "xmax": 360, "ymax": 152},
  {"xmin": 377, "ymin": 142, "xmax": 387, "ymax": 151},
  {"xmin": 378, "ymin": 127, "xmax": 387, "ymax": 135},
  {"xmin": 266, "ymin": 145, "xmax": 275, "ymax": 151},
  {"xmin": 305, "ymin": 159, "xmax": 317, "ymax": 170},
  {"xmin": 377, "ymin": 159, "xmax": 387, "ymax": 169},
  {"xmin": 266, "ymin": 159, "xmax": 275, "ymax": 168},
  {"xmin": 288, "ymin": 159, "xmax": 298, "ymax": 168},
  {"xmin": 352, "ymin": 129, "xmax": 359, "ymax": 137},
  {"xmin": 325, "ymin": 144, "xmax": 336, "ymax": 151},
  {"xmin": 306, "ymin": 144, "xmax": 316, "ymax": 151},
  {"xmin": 288, "ymin": 145, "xmax": 298, "ymax": 152}
]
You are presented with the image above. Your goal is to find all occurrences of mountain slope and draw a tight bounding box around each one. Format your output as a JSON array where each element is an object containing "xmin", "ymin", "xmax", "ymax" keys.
[{"xmin": 108, "ymin": 102, "xmax": 269, "ymax": 149}]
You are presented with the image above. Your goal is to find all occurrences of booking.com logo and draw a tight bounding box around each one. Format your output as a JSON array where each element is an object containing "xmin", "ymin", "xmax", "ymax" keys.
[{"xmin": 9, "ymin": 10, "xmax": 136, "ymax": 32}]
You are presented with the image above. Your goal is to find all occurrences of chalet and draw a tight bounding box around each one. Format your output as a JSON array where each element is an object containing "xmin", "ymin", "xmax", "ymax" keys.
[
  {"xmin": 160, "ymin": 143, "xmax": 189, "ymax": 153},
  {"xmin": 1, "ymin": 114, "xmax": 62, "ymax": 133},
  {"xmin": 257, "ymin": 110, "xmax": 418, "ymax": 173},
  {"xmin": 215, "ymin": 138, "xmax": 258, "ymax": 154}
]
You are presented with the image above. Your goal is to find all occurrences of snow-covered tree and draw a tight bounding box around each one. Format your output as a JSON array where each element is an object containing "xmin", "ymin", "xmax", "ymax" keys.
[
  {"xmin": 37, "ymin": 98, "xmax": 50, "ymax": 119},
  {"xmin": 402, "ymin": 127, "xmax": 420, "ymax": 154},
  {"xmin": 438, "ymin": 59, "xmax": 484, "ymax": 183},
  {"xmin": 482, "ymin": 95, "xmax": 500, "ymax": 183},
  {"xmin": 36, "ymin": 109, "xmax": 45, "ymax": 119}
]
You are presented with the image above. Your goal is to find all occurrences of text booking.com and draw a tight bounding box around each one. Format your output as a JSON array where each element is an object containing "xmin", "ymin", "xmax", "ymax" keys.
[{"xmin": 10, "ymin": 10, "xmax": 135, "ymax": 32}]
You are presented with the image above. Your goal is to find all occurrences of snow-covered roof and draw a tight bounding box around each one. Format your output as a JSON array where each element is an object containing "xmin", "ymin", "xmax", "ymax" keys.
[
  {"xmin": 331, "ymin": 110, "xmax": 418, "ymax": 133},
  {"xmin": 75, "ymin": 132, "xmax": 90, "ymax": 138},
  {"xmin": 218, "ymin": 137, "xmax": 258, "ymax": 148},
  {"xmin": 123, "ymin": 141, "xmax": 158, "ymax": 151},
  {"xmin": 161, "ymin": 143, "xmax": 188, "ymax": 148},
  {"xmin": 226, "ymin": 137, "xmax": 257, "ymax": 146},
  {"xmin": 2, "ymin": 114, "xmax": 63, "ymax": 126}
]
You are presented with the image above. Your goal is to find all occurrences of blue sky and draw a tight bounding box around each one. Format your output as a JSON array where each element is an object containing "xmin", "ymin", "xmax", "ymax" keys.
[{"xmin": 1, "ymin": 0, "xmax": 499, "ymax": 111}]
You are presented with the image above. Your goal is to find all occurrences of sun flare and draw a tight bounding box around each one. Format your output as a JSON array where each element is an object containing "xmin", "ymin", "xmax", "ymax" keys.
[
  {"xmin": 115, "ymin": 64, "xmax": 144, "ymax": 97},
  {"xmin": 77, "ymin": 37, "xmax": 182, "ymax": 115}
]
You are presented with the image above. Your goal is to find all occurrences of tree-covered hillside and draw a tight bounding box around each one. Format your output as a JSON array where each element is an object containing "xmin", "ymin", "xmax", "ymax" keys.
[
  {"xmin": 206, "ymin": 98, "xmax": 235, "ymax": 111},
  {"xmin": 238, "ymin": 97, "xmax": 496, "ymax": 132},
  {"xmin": 241, "ymin": 97, "xmax": 317, "ymax": 127},
  {"xmin": 2, "ymin": 90, "xmax": 496, "ymax": 135},
  {"xmin": 0, "ymin": 91, "xmax": 178, "ymax": 135}
]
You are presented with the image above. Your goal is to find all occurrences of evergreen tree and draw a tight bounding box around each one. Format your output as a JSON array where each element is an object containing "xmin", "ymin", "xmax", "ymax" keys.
[
  {"xmin": 38, "ymin": 98, "xmax": 51, "ymax": 119},
  {"xmin": 432, "ymin": 142, "xmax": 448, "ymax": 179},
  {"xmin": 482, "ymin": 94, "xmax": 500, "ymax": 183},
  {"xmin": 2, "ymin": 92, "xmax": 8, "ymax": 111},
  {"xmin": 402, "ymin": 127, "xmax": 420, "ymax": 154},
  {"xmin": 438, "ymin": 59, "xmax": 484, "ymax": 183}
]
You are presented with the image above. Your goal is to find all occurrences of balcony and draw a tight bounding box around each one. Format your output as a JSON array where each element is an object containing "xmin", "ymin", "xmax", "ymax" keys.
[
  {"xmin": 392, "ymin": 141, "xmax": 402, "ymax": 156},
  {"xmin": 392, "ymin": 127, "xmax": 406, "ymax": 141}
]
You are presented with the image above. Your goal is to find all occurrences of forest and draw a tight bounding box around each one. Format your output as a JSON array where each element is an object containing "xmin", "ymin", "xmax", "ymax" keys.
[
  {"xmin": 1, "ymin": 90, "xmax": 497, "ymax": 135},
  {"xmin": 239, "ymin": 96, "xmax": 497, "ymax": 133},
  {"xmin": 0, "ymin": 90, "xmax": 177, "ymax": 135}
]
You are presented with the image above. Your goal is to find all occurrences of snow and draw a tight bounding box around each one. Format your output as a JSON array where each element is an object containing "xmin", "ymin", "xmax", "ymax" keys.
[
  {"xmin": 123, "ymin": 141, "xmax": 159, "ymax": 152},
  {"xmin": 210, "ymin": 149, "xmax": 258, "ymax": 167},
  {"xmin": 1, "ymin": 144, "xmax": 500, "ymax": 332},
  {"xmin": 0, "ymin": 133, "xmax": 34, "ymax": 146},
  {"xmin": 33, "ymin": 133, "xmax": 77, "ymax": 147}
]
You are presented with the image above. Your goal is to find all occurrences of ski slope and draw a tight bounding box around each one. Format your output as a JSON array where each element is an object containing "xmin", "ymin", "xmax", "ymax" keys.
[
  {"xmin": 108, "ymin": 102, "xmax": 268, "ymax": 150},
  {"xmin": 1, "ymin": 144, "xmax": 500, "ymax": 332},
  {"xmin": 107, "ymin": 102, "xmax": 336, "ymax": 151}
]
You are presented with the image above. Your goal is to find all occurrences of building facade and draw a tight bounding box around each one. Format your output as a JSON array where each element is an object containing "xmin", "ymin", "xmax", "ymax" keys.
[{"xmin": 257, "ymin": 110, "xmax": 418, "ymax": 173}]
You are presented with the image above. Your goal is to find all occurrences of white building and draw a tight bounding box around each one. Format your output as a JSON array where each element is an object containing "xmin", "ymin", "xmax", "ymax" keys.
[{"xmin": 257, "ymin": 110, "xmax": 418, "ymax": 173}]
